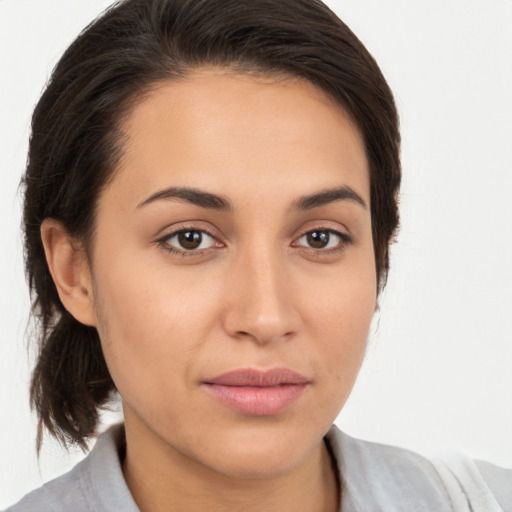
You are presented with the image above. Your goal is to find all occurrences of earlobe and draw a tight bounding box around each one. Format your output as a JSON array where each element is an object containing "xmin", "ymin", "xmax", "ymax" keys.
[{"xmin": 40, "ymin": 219, "xmax": 96, "ymax": 327}]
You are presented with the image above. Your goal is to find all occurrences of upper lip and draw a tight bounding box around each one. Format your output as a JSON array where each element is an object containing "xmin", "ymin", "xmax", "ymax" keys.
[{"xmin": 204, "ymin": 368, "xmax": 310, "ymax": 387}]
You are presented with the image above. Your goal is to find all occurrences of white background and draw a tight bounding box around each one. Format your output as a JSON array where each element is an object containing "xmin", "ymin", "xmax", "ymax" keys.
[{"xmin": 1, "ymin": 0, "xmax": 511, "ymax": 507}]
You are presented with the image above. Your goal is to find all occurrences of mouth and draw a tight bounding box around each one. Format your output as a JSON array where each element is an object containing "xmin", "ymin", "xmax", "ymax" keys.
[{"xmin": 202, "ymin": 368, "xmax": 310, "ymax": 416}]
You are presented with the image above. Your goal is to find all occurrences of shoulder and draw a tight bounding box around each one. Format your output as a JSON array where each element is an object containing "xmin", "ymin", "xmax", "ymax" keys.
[
  {"xmin": 4, "ymin": 425, "xmax": 138, "ymax": 512},
  {"xmin": 4, "ymin": 458, "xmax": 91, "ymax": 512},
  {"xmin": 475, "ymin": 459, "xmax": 512, "ymax": 510},
  {"xmin": 326, "ymin": 425, "xmax": 512, "ymax": 512},
  {"xmin": 433, "ymin": 456, "xmax": 512, "ymax": 512}
]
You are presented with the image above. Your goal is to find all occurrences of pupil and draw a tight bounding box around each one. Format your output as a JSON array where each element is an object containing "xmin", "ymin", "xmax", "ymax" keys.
[
  {"xmin": 307, "ymin": 231, "xmax": 329, "ymax": 249},
  {"xmin": 178, "ymin": 230, "xmax": 202, "ymax": 250}
]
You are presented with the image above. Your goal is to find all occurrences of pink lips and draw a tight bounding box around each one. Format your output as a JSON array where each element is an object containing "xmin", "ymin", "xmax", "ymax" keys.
[{"xmin": 203, "ymin": 368, "xmax": 309, "ymax": 416}]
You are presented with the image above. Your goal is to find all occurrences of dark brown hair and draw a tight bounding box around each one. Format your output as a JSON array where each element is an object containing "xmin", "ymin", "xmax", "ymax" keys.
[{"xmin": 24, "ymin": 0, "xmax": 401, "ymax": 450}]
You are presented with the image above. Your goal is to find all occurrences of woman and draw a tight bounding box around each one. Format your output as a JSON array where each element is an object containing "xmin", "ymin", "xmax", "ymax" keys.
[{"xmin": 3, "ymin": 0, "xmax": 511, "ymax": 510}]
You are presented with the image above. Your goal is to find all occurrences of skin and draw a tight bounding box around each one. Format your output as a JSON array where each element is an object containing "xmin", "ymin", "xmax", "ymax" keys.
[{"xmin": 42, "ymin": 70, "xmax": 376, "ymax": 511}]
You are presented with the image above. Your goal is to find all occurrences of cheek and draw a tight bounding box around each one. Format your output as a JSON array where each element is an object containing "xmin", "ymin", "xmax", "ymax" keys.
[
  {"xmin": 301, "ymin": 253, "xmax": 376, "ymax": 389},
  {"xmin": 315, "ymin": 292, "xmax": 374, "ymax": 375},
  {"xmin": 90, "ymin": 249, "xmax": 224, "ymax": 405}
]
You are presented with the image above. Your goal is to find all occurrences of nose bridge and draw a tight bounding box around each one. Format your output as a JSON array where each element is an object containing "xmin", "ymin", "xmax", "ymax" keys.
[{"xmin": 222, "ymin": 239, "xmax": 297, "ymax": 344}]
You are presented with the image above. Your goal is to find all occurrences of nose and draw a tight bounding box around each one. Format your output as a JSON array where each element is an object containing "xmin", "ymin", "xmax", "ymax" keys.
[{"xmin": 221, "ymin": 246, "xmax": 300, "ymax": 346}]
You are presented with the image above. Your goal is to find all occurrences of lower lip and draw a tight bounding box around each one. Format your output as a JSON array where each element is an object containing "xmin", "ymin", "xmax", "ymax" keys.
[{"xmin": 203, "ymin": 383, "xmax": 308, "ymax": 415}]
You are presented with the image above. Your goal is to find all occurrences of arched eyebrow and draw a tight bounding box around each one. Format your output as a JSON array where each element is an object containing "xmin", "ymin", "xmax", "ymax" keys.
[
  {"xmin": 137, "ymin": 187, "xmax": 232, "ymax": 210},
  {"xmin": 136, "ymin": 185, "xmax": 367, "ymax": 212},
  {"xmin": 292, "ymin": 186, "xmax": 367, "ymax": 211}
]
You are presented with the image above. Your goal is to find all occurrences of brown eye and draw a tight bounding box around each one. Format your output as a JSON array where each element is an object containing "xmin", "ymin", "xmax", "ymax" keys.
[
  {"xmin": 163, "ymin": 229, "xmax": 217, "ymax": 252},
  {"xmin": 295, "ymin": 229, "xmax": 349, "ymax": 251},
  {"xmin": 178, "ymin": 230, "xmax": 203, "ymax": 250},
  {"xmin": 306, "ymin": 230, "xmax": 330, "ymax": 249}
]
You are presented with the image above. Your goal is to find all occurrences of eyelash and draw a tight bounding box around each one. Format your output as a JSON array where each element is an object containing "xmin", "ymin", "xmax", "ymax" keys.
[
  {"xmin": 156, "ymin": 227, "xmax": 220, "ymax": 257},
  {"xmin": 293, "ymin": 228, "xmax": 353, "ymax": 255},
  {"xmin": 156, "ymin": 226, "xmax": 353, "ymax": 257}
]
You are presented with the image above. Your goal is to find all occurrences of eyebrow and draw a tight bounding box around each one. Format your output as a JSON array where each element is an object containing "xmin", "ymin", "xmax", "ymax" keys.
[
  {"xmin": 137, "ymin": 187, "xmax": 232, "ymax": 210},
  {"xmin": 292, "ymin": 186, "xmax": 367, "ymax": 211},
  {"xmin": 136, "ymin": 184, "xmax": 367, "ymax": 212}
]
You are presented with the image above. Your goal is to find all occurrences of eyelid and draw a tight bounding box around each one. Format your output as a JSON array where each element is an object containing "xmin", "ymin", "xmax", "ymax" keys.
[
  {"xmin": 155, "ymin": 223, "xmax": 224, "ymax": 256},
  {"xmin": 154, "ymin": 222, "xmax": 353, "ymax": 257},
  {"xmin": 291, "ymin": 226, "xmax": 353, "ymax": 252}
]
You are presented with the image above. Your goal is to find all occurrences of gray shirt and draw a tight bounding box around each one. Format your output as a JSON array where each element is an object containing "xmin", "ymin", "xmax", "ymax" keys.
[{"xmin": 5, "ymin": 424, "xmax": 512, "ymax": 511}]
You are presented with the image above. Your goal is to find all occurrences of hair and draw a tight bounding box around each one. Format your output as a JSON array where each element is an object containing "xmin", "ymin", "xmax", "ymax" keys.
[{"xmin": 23, "ymin": 0, "xmax": 401, "ymax": 450}]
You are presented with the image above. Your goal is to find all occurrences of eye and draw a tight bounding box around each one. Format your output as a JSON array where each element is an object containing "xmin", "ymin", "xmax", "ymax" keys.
[
  {"xmin": 295, "ymin": 229, "xmax": 349, "ymax": 251},
  {"xmin": 161, "ymin": 229, "xmax": 218, "ymax": 252}
]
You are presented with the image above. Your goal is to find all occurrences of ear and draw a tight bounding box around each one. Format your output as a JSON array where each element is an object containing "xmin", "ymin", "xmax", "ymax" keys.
[{"xmin": 41, "ymin": 219, "xmax": 97, "ymax": 327}]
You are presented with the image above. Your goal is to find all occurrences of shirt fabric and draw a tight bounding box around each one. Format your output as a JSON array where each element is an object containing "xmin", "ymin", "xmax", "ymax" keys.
[{"xmin": 5, "ymin": 424, "xmax": 512, "ymax": 512}]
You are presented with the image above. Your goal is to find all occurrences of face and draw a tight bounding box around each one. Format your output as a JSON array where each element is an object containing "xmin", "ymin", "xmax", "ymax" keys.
[{"xmin": 89, "ymin": 71, "xmax": 376, "ymax": 478}]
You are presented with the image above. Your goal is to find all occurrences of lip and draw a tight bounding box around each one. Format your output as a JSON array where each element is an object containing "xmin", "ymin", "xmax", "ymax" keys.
[{"xmin": 202, "ymin": 368, "xmax": 310, "ymax": 416}]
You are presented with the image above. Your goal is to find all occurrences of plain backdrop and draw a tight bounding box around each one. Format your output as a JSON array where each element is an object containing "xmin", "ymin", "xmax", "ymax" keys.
[{"xmin": 1, "ymin": 0, "xmax": 511, "ymax": 507}]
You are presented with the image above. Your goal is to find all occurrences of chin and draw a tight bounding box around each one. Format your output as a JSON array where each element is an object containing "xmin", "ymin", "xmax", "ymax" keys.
[
  {"xmin": 191, "ymin": 420, "xmax": 324, "ymax": 479},
  {"xmin": 207, "ymin": 446, "xmax": 307, "ymax": 479}
]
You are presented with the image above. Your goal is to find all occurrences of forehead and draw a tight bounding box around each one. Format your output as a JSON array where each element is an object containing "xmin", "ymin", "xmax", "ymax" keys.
[{"xmin": 107, "ymin": 71, "xmax": 369, "ymax": 209}]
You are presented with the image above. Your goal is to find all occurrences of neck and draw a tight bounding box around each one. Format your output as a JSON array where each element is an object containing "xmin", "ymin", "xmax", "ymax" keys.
[{"xmin": 121, "ymin": 418, "xmax": 339, "ymax": 512}]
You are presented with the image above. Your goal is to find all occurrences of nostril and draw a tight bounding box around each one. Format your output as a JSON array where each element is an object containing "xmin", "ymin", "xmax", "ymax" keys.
[{"xmin": 230, "ymin": 328, "xmax": 296, "ymax": 346}]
